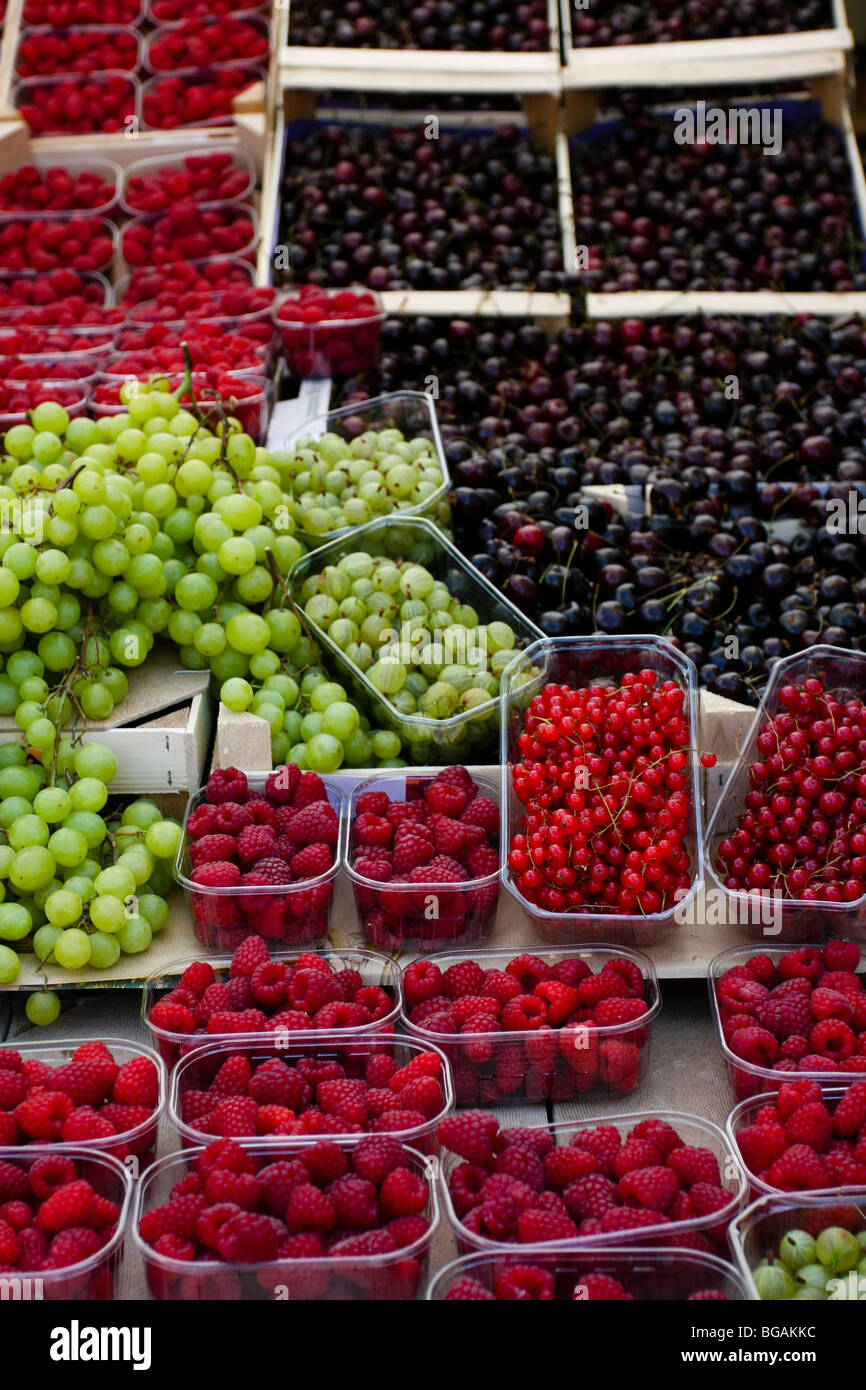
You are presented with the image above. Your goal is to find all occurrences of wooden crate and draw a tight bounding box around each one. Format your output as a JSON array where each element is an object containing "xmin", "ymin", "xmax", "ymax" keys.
[
  {"xmin": 566, "ymin": 87, "xmax": 866, "ymax": 319},
  {"xmin": 0, "ymin": 647, "xmax": 214, "ymax": 794},
  {"xmin": 265, "ymin": 99, "xmax": 575, "ymax": 322},
  {"xmin": 279, "ymin": 0, "xmax": 561, "ymax": 94},
  {"xmin": 562, "ymin": 0, "xmax": 853, "ymax": 85}
]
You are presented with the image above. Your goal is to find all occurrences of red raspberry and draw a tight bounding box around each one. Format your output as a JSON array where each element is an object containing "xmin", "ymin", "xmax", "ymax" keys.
[
  {"xmin": 36, "ymin": 1180, "xmax": 101, "ymax": 1234},
  {"xmin": 265, "ymin": 763, "xmax": 301, "ymax": 804},
  {"xmin": 505, "ymin": 953, "xmax": 554, "ymax": 990},
  {"xmin": 441, "ymin": 959, "xmax": 485, "ymax": 1000},
  {"xmin": 354, "ymin": 813, "xmax": 393, "ymax": 847},
  {"xmin": 785, "ymin": 1101, "xmax": 833, "ymax": 1152},
  {"xmin": 777, "ymin": 1079, "xmax": 823, "ymax": 1119},
  {"xmin": 578, "ymin": 1273, "xmax": 634, "ymax": 1300},
  {"xmin": 289, "ymin": 967, "xmax": 342, "ymax": 1015},
  {"xmin": 386, "ymin": 800, "xmax": 427, "ymax": 828},
  {"xmin": 15, "ymin": 1091, "xmax": 74, "ymax": 1140},
  {"xmin": 779, "ymin": 947, "xmax": 824, "ymax": 983},
  {"xmin": 313, "ymin": 1001, "xmax": 373, "ymax": 1029},
  {"xmin": 516, "ymin": 1207, "xmax": 578, "ymax": 1243},
  {"xmin": 192, "ymin": 860, "xmax": 240, "ymax": 888},
  {"xmin": 822, "ymin": 940, "xmax": 861, "ymax": 972},
  {"xmin": 832, "ymin": 1079, "xmax": 866, "ymax": 1136},
  {"xmin": 244, "ymin": 798, "xmax": 278, "ymax": 828},
  {"xmin": 425, "ymin": 779, "xmax": 471, "ymax": 816},
  {"xmin": 460, "ymin": 796, "xmax": 500, "ymax": 834},
  {"xmin": 601, "ymin": 1206, "xmax": 671, "ymax": 1235},
  {"xmin": 395, "ymin": 1077, "xmax": 444, "ymax": 1120},
  {"xmin": 300, "ymin": 1139, "xmax": 349, "ymax": 1186},
  {"xmin": 355, "ymin": 790, "xmax": 390, "ymax": 817},
  {"xmin": 216, "ymin": 1212, "xmax": 283, "ymax": 1263},
  {"xmin": 730, "ymin": 1025, "xmax": 780, "ymax": 1066},
  {"xmin": 630, "ymin": 1119, "xmax": 680, "ymax": 1160},
  {"xmin": 292, "ymin": 770, "xmax": 328, "ymax": 809},
  {"xmin": 205, "ymin": 767, "xmax": 249, "ymax": 804},
  {"xmin": 767, "ymin": 1144, "xmax": 832, "ymax": 1191},
  {"xmin": 249, "ymin": 1059, "xmax": 306, "ymax": 1110},
  {"xmin": 329, "ymin": 1174, "xmax": 379, "ymax": 1229},
  {"xmin": 189, "ymin": 833, "xmax": 238, "ymax": 867},
  {"xmin": 811, "ymin": 1019, "xmax": 856, "ymax": 1059},
  {"xmin": 44, "ymin": 1227, "xmax": 106, "ymax": 1269},
  {"xmin": 811, "ymin": 987, "xmax": 855, "ymax": 1024},
  {"xmin": 612, "ymin": 1138, "xmax": 661, "ymax": 1179},
  {"xmin": 403, "ymin": 961, "xmax": 445, "ymax": 1011},
  {"xmin": 0, "ymin": 1070, "xmax": 26, "ymax": 1109},
  {"xmin": 209, "ymin": 1055, "xmax": 253, "ymax": 1098},
  {"xmin": 438, "ymin": 1111, "xmax": 500, "ymax": 1168},
  {"xmin": 316, "ymin": 1079, "xmax": 368, "ymax": 1125},
  {"xmin": 736, "ymin": 1123, "xmax": 788, "ymax": 1174},
  {"xmin": 379, "ymin": 1166, "xmax": 428, "ymax": 1219},
  {"xmin": 179, "ymin": 960, "xmax": 215, "ymax": 998},
  {"xmin": 481, "ymin": 970, "xmax": 522, "ymax": 1005},
  {"xmin": 543, "ymin": 1147, "xmax": 599, "ymax": 1192},
  {"xmin": 577, "ymin": 972, "xmax": 630, "ymax": 1007},
  {"xmin": 285, "ymin": 1184, "xmax": 336, "ymax": 1234},
  {"xmin": 236, "ymin": 824, "xmax": 277, "ymax": 866},
  {"xmin": 756, "ymin": 993, "xmax": 814, "ymax": 1041},
  {"xmin": 150, "ymin": 999, "xmax": 195, "ymax": 1034},
  {"xmin": 573, "ymin": 1126, "xmax": 622, "ymax": 1175},
  {"xmin": 242, "ymin": 859, "xmax": 293, "ymax": 887},
  {"xmin": 152, "ymin": 1233, "xmax": 195, "ymax": 1262},
  {"xmin": 187, "ymin": 804, "xmax": 219, "ymax": 838},
  {"xmin": 290, "ymin": 843, "xmax": 333, "ymax": 878},
  {"xmin": 617, "ymin": 1165, "xmax": 679, "ymax": 1212},
  {"xmin": 207, "ymin": 1097, "xmax": 259, "ymax": 1136},
  {"xmin": 215, "ymin": 802, "xmax": 253, "ymax": 834},
  {"xmin": 666, "ymin": 1146, "xmax": 721, "ymax": 1186},
  {"xmin": 283, "ymin": 803, "xmax": 338, "ymax": 846},
  {"xmin": 139, "ymin": 1192, "xmax": 209, "ymax": 1246},
  {"xmin": 825, "ymin": 1150, "xmax": 866, "ymax": 1184},
  {"xmin": 52, "ymin": 1051, "xmax": 119, "ymax": 1107},
  {"xmin": 207, "ymin": 1009, "xmax": 267, "ymax": 1034},
  {"xmin": 444, "ymin": 1277, "xmax": 495, "ymax": 1300},
  {"xmin": 112, "ymin": 1056, "xmax": 158, "ymax": 1108},
  {"xmin": 61, "ymin": 1108, "xmax": 116, "ymax": 1144},
  {"xmin": 746, "ymin": 954, "xmax": 779, "ymax": 988},
  {"xmin": 204, "ymin": 1169, "xmax": 261, "ymax": 1210},
  {"xmin": 599, "ymin": 1039, "xmax": 641, "ymax": 1090},
  {"xmin": 258, "ymin": 1160, "xmax": 308, "ymax": 1216},
  {"xmin": 230, "ymin": 937, "xmax": 270, "ymax": 978},
  {"xmin": 195, "ymin": 1138, "xmax": 257, "ymax": 1175},
  {"xmin": 392, "ymin": 829, "xmax": 435, "ymax": 877},
  {"xmin": 249, "ymin": 960, "xmax": 291, "ymax": 1008},
  {"xmin": 593, "ymin": 996, "xmax": 649, "ymax": 1029},
  {"xmin": 562, "ymin": 1173, "xmax": 618, "ymax": 1220},
  {"xmin": 334, "ymin": 968, "xmax": 364, "ymax": 1002}
]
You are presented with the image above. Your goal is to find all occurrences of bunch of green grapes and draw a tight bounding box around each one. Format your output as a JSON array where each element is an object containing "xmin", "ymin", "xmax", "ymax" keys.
[
  {"xmin": 0, "ymin": 390, "xmax": 406, "ymax": 771},
  {"xmin": 0, "ymin": 739, "xmax": 180, "ymax": 1016},
  {"xmin": 276, "ymin": 425, "xmax": 449, "ymax": 539}
]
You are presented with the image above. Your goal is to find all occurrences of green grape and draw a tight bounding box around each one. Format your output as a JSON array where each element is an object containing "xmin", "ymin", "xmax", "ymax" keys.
[
  {"xmin": 0, "ymin": 901, "xmax": 32, "ymax": 940},
  {"xmin": 74, "ymin": 743, "xmax": 117, "ymax": 783},
  {"xmin": 121, "ymin": 800, "xmax": 162, "ymax": 831},
  {"xmin": 46, "ymin": 828, "xmax": 89, "ymax": 869},
  {"xmin": 8, "ymin": 815, "xmax": 50, "ymax": 851},
  {"xmin": 33, "ymin": 787, "xmax": 72, "ymax": 823},
  {"xmin": 0, "ymin": 797, "xmax": 32, "ymax": 829},
  {"xmin": 144, "ymin": 820, "xmax": 182, "ymax": 860},
  {"xmin": 44, "ymin": 889, "xmax": 83, "ymax": 928},
  {"xmin": 306, "ymin": 732, "xmax": 343, "ymax": 773},
  {"xmin": 221, "ymin": 677, "xmax": 253, "ymax": 712},
  {"xmin": 115, "ymin": 848, "xmax": 154, "ymax": 886},
  {"xmin": 89, "ymin": 895, "xmax": 127, "ymax": 933},
  {"xmin": 53, "ymin": 927, "xmax": 91, "ymax": 969},
  {"xmin": 26, "ymin": 989, "xmax": 60, "ymax": 1024},
  {"xmin": 64, "ymin": 811, "xmax": 107, "ymax": 850},
  {"xmin": 88, "ymin": 931, "xmax": 121, "ymax": 969},
  {"xmin": 32, "ymin": 402, "xmax": 70, "ymax": 435},
  {"xmin": 0, "ymin": 943, "xmax": 20, "ymax": 982},
  {"xmin": 32, "ymin": 925, "xmax": 62, "ymax": 961},
  {"xmin": 63, "ymin": 874, "xmax": 95, "ymax": 904},
  {"xmin": 322, "ymin": 701, "xmax": 360, "ymax": 741},
  {"xmin": 138, "ymin": 893, "xmax": 169, "ymax": 933},
  {"xmin": 116, "ymin": 916, "xmax": 152, "ymax": 954},
  {"xmin": 372, "ymin": 730, "xmax": 401, "ymax": 759},
  {"xmin": 94, "ymin": 865, "xmax": 136, "ymax": 899}
]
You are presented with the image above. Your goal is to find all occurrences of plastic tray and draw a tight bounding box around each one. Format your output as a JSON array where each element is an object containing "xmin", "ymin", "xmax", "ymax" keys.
[
  {"xmin": 427, "ymin": 1246, "xmax": 749, "ymax": 1300},
  {"xmin": 705, "ymin": 646, "xmax": 866, "ymax": 943},
  {"xmin": 173, "ymin": 773, "xmax": 347, "ymax": 951},
  {"xmin": 142, "ymin": 14, "xmax": 271, "ymax": 75},
  {"xmin": 440, "ymin": 1109, "xmax": 747, "ymax": 1255},
  {"xmin": 0, "ymin": 156, "xmax": 122, "ymax": 220},
  {"xmin": 111, "ymin": 258, "xmax": 256, "ymax": 305},
  {"xmin": 142, "ymin": 946, "xmax": 403, "ymax": 1067},
  {"xmin": 0, "ymin": 215, "xmax": 117, "ymax": 275},
  {"xmin": 499, "ymin": 635, "xmax": 705, "ymax": 947},
  {"xmin": 15, "ymin": 24, "xmax": 143, "ymax": 79},
  {"xmin": 169, "ymin": 1034, "xmax": 453, "ymax": 1155},
  {"xmin": 132, "ymin": 1138, "xmax": 438, "ymax": 1299},
  {"xmin": 287, "ymin": 514, "xmax": 544, "ymax": 765},
  {"xmin": 726, "ymin": 1087, "xmax": 864, "ymax": 1200},
  {"xmin": 140, "ymin": 65, "xmax": 266, "ymax": 132},
  {"xmin": 288, "ymin": 390, "xmax": 451, "ymax": 543},
  {"xmin": 13, "ymin": 70, "xmax": 141, "ymax": 137},
  {"xmin": 277, "ymin": 287, "xmax": 385, "ymax": 380},
  {"xmin": 346, "ymin": 768, "xmax": 500, "ymax": 951},
  {"xmin": 0, "ymin": 1038, "xmax": 165, "ymax": 1163},
  {"xmin": 119, "ymin": 202, "xmax": 259, "ymax": 273},
  {"xmin": 119, "ymin": 144, "xmax": 257, "ymax": 216},
  {"xmin": 709, "ymin": 942, "xmax": 866, "ymax": 1101},
  {"xmin": 0, "ymin": 1147, "xmax": 132, "ymax": 1299},
  {"xmin": 730, "ymin": 1188, "xmax": 866, "ymax": 1301},
  {"xmin": 402, "ymin": 944, "xmax": 660, "ymax": 1105}
]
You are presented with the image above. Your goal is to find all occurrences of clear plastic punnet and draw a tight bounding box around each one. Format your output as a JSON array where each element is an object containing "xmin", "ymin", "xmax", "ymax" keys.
[
  {"xmin": 500, "ymin": 635, "xmax": 704, "ymax": 947},
  {"xmin": 169, "ymin": 1034, "xmax": 453, "ymax": 1154},
  {"xmin": 277, "ymin": 287, "xmax": 385, "ymax": 380},
  {"xmin": 288, "ymin": 514, "xmax": 544, "ymax": 764},
  {"xmin": 427, "ymin": 1247, "xmax": 749, "ymax": 1301},
  {"xmin": 705, "ymin": 646, "xmax": 866, "ymax": 943},
  {"xmin": 142, "ymin": 946, "xmax": 403, "ymax": 1067},
  {"xmin": 725, "ymin": 1087, "xmax": 866, "ymax": 1200},
  {"xmin": 730, "ymin": 1188, "xmax": 866, "ymax": 1301},
  {"xmin": 345, "ymin": 768, "xmax": 500, "ymax": 951},
  {"xmin": 132, "ymin": 1138, "xmax": 439, "ymax": 1300},
  {"xmin": 401, "ymin": 944, "xmax": 660, "ymax": 1105}
]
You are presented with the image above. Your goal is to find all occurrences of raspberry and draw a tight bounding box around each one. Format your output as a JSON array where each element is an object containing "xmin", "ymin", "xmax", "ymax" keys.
[
  {"xmin": 209, "ymin": 1055, "xmax": 253, "ymax": 1098},
  {"xmin": 785, "ymin": 1101, "xmax": 833, "ymax": 1152},
  {"xmin": 244, "ymin": 798, "xmax": 278, "ymax": 828},
  {"xmin": 822, "ymin": 940, "xmax": 861, "ymax": 972},
  {"xmin": 44, "ymin": 1227, "xmax": 106, "ymax": 1268},
  {"xmin": 192, "ymin": 860, "xmax": 240, "ymax": 888},
  {"xmin": 612, "ymin": 1138, "xmax": 661, "ymax": 1179},
  {"xmin": 290, "ymin": 843, "xmax": 333, "ymax": 878},
  {"xmin": 425, "ymin": 779, "xmax": 471, "ymax": 816},
  {"xmin": 204, "ymin": 1169, "xmax": 261, "ymax": 1210},
  {"xmin": 150, "ymin": 998, "xmax": 196, "ymax": 1034},
  {"xmin": 730, "ymin": 1025, "xmax": 779, "ymax": 1066},
  {"xmin": 249, "ymin": 960, "xmax": 291, "ymax": 1008},
  {"xmin": 810, "ymin": 1019, "xmax": 856, "ymax": 1059},
  {"xmin": 36, "ymin": 1180, "xmax": 101, "ymax": 1234},
  {"xmin": 438, "ymin": 1111, "xmax": 500, "ymax": 1168},
  {"xmin": 777, "ymin": 1079, "xmax": 823, "ymax": 1119},
  {"xmin": 229, "ymin": 937, "xmax": 270, "ymax": 978},
  {"xmin": 236, "ymin": 823, "xmax": 277, "ymax": 866},
  {"xmin": 329, "ymin": 1175, "xmax": 379, "ymax": 1230},
  {"xmin": 189, "ymin": 833, "xmax": 238, "ymax": 867},
  {"xmin": 354, "ymin": 813, "xmax": 393, "ymax": 848},
  {"xmin": 811, "ymin": 987, "xmax": 855, "ymax": 1023},
  {"xmin": 352, "ymin": 1135, "xmax": 405, "ymax": 1186},
  {"xmin": 573, "ymin": 1126, "xmax": 622, "ymax": 1175},
  {"xmin": 292, "ymin": 770, "xmax": 328, "ymax": 809},
  {"xmin": 442, "ymin": 960, "xmax": 486, "ymax": 1000},
  {"xmin": 767, "ymin": 1145, "xmax": 832, "ymax": 1191},
  {"xmin": 15, "ymin": 1091, "xmax": 74, "ymax": 1141},
  {"xmin": 187, "ymin": 804, "xmax": 220, "ymax": 838},
  {"xmin": 289, "ymin": 967, "xmax": 342, "ymax": 1015},
  {"xmin": 54, "ymin": 1048, "xmax": 119, "ymax": 1106},
  {"xmin": 249, "ymin": 1059, "xmax": 306, "ymax": 1110},
  {"xmin": 258, "ymin": 1160, "xmax": 308, "ymax": 1216},
  {"xmin": 409, "ymin": 855, "xmax": 467, "ymax": 885},
  {"xmin": 746, "ymin": 954, "xmax": 779, "ymax": 988},
  {"xmin": 152, "ymin": 1233, "xmax": 195, "ymax": 1262},
  {"xmin": 355, "ymin": 790, "xmax": 390, "ymax": 817},
  {"xmin": 216, "ymin": 1212, "xmax": 283, "ymax": 1263},
  {"xmin": 179, "ymin": 960, "xmax": 215, "ymax": 998},
  {"xmin": 666, "ymin": 1146, "xmax": 720, "ymax": 1186},
  {"xmin": 215, "ymin": 801, "xmax": 253, "ymax": 834},
  {"xmin": 391, "ymin": 829, "xmax": 435, "ymax": 877},
  {"xmin": 285, "ymin": 1183, "xmax": 336, "ymax": 1234},
  {"xmin": 208, "ymin": 1097, "xmax": 259, "ymax": 1136},
  {"xmin": 543, "ymin": 1146, "xmax": 599, "ymax": 1192},
  {"xmin": 195, "ymin": 1138, "xmax": 256, "ymax": 1175},
  {"xmin": 61, "ymin": 1108, "xmax": 117, "ymax": 1144},
  {"xmin": 300, "ymin": 1139, "xmax": 349, "ymax": 1186},
  {"xmin": 833, "ymin": 1079, "xmax": 866, "ymax": 1136},
  {"xmin": 598, "ymin": 1039, "xmax": 641, "ymax": 1090},
  {"xmin": 466, "ymin": 844, "xmax": 499, "ymax": 877},
  {"xmin": 516, "ymin": 1207, "xmax": 578, "ymax": 1243},
  {"xmin": 562, "ymin": 1173, "xmax": 618, "ymax": 1220},
  {"xmin": 756, "ymin": 993, "xmax": 815, "ymax": 1041},
  {"xmin": 283, "ymin": 803, "xmax": 338, "ymax": 846},
  {"xmin": 494, "ymin": 1145, "xmax": 545, "ymax": 1191},
  {"xmin": 736, "ymin": 1123, "xmax": 788, "ymax": 1174},
  {"xmin": 112, "ymin": 1056, "xmax": 158, "ymax": 1108},
  {"xmin": 379, "ymin": 1167, "xmax": 428, "ymax": 1219},
  {"xmin": 335, "ymin": 969, "xmax": 364, "ymax": 1002},
  {"xmin": 578, "ymin": 1273, "xmax": 634, "ymax": 1300},
  {"xmin": 0, "ymin": 1070, "xmax": 26, "ymax": 1109},
  {"xmin": 265, "ymin": 764, "xmax": 301, "ymax": 804},
  {"xmin": 317, "ymin": 1079, "xmax": 368, "ymax": 1125},
  {"xmin": 593, "ymin": 997, "xmax": 649, "ymax": 1029},
  {"xmin": 630, "ymin": 1119, "xmax": 680, "ymax": 1160},
  {"xmin": 778, "ymin": 947, "xmax": 824, "ymax": 983},
  {"xmin": 243, "ymin": 859, "xmax": 293, "ymax": 887},
  {"xmin": 205, "ymin": 767, "xmax": 249, "ymax": 804},
  {"xmin": 207, "ymin": 1009, "xmax": 267, "ymax": 1034},
  {"xmin": 618, "ymin": 1165, "xmax": 679, "ymax": 1212},
  {"xmin": 601, "ymin": 1206, "xmax": 671, "ymax": 1234},
  {"xmin": 445, "ymin": 1277, "xmax": 495, "ymax": 1301}
]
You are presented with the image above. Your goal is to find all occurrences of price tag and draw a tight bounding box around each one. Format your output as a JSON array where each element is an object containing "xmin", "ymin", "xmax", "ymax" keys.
[{"xmin": 266, "ymin": 378, "xmax": 334, "ymax": 449}]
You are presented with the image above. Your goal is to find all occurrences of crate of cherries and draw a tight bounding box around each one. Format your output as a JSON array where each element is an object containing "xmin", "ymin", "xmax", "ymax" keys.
[
  {"xmin": 402, "ymin": 946, "xmax": 658, "ymax": 1104},
  {"xmin": 176, "ymin": 765, "xmax": 344, "ymax": 951}
]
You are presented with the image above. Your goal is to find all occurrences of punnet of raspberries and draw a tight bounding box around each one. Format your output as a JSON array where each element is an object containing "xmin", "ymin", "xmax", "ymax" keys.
[
  {"xmin": 146, "ymin": 938, "xmax": 398, "ymax": 1066},
  {"xmin": 715, "ymin": 678, "xmax": 866, "ymax": 906},
  {"xmin": 0, "ymin": 1041, "xmax": 161, "ymax": 1161},
  {"xmin": 733, "ymin": 1077, "xmax": 866, "ymax": 1191},
  {"xmin": 0, "ymin": 1151, "xmax": 123, "ymax": 1296},
  {"xmin": 715, "ymin": 941, "xmax": 866, "ymax": 1098},
  {"xmin": 438, "ymin": 1111, "xmax": 740, "ymax": 1252},
  {"xmin": 441, "ymin": 1263, "xmax": 728, "ymax": 1301},
  {"xmin": 349, "ymin": 767, "xmax": 500, "ymax": 949},
  {"xmin": 182, "ymin": 765, "xmax": 340, "ymax": 950},
  {"xmin": 402, "ymin": 950, "xmax": 654, "ymax": 1105},
  {"xmin": 175, "ymin": 1045, "xmax": 449, "ymax": 1154},
  {"xmin": 138, "ymin": 1136, "xmax": 434, "ymax": 1301},
  {"xmin": 506, "ymin": 671, "xmax": 695, "ymax": 925}
]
